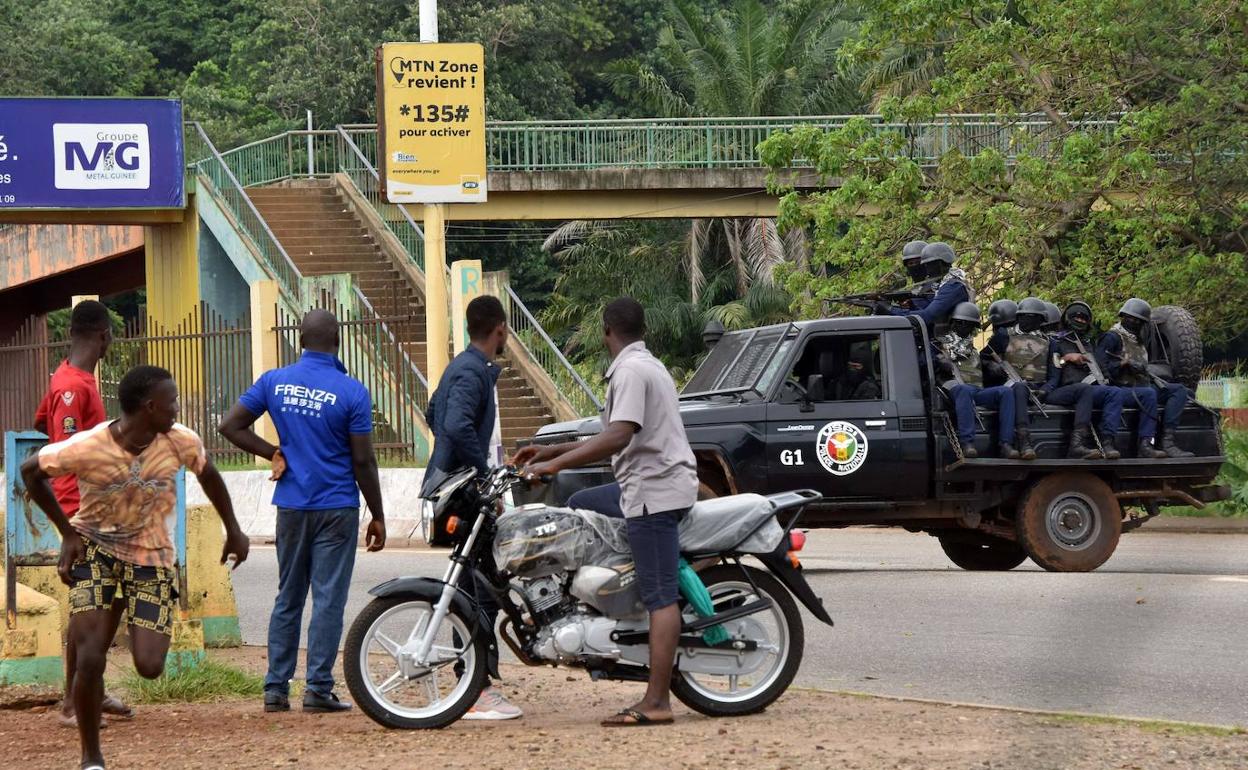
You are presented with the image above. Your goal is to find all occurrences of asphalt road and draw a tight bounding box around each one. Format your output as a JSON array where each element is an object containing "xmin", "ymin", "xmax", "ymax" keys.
[{"xmin": 232, "ymin": 529, "xmax": 1248, "ymax": 727}]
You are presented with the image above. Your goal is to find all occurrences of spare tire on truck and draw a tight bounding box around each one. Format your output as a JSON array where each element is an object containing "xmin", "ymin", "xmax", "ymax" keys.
[{"xmin": 1151, "ymin": 305, "xmax": 1202, "ymax": 391}]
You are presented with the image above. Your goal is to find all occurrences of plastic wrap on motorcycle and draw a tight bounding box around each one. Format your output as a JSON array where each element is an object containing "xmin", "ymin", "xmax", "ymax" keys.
[{"xmin": 679, "ymin": 494, "xmax": 785, "ymax": 554}]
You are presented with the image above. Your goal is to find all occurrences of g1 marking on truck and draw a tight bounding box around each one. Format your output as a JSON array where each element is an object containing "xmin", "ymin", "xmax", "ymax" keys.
[
  {"xmin": 816, "ymin": 421, "xmax": 868, "ymax": 476},
  {"xmin": 779, "ymin": 449, "xmax": 805, "ymax": 466}
]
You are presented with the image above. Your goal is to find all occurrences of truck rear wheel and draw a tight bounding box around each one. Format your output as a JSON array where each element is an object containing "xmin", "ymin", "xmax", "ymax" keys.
[
  {"xmin": 938, "ymin": 534, "xmax": 1028, "ymax": 571},
  {"xmin": 1016, "ymin": 473, "xmax": 1121, "ymax": 572}
]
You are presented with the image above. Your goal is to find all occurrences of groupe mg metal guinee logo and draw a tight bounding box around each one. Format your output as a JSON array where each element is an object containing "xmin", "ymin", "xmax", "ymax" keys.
[
  {"xmin": 53, "ymin": 123, "xmax": 151, "ymax": 190},
  {"xmin": 816, "ymin": 421, "xmax": 868, "ymax": 476}
]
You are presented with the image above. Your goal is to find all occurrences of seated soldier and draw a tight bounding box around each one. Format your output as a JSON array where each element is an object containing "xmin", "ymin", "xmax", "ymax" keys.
[
  {"xmin": 832, "ymin": 343, "xmax": 882, "ymax": 401},
  {"xmin": 980, "ymin": 299, "xmax": 1018, "ymax": 387},
  {"xmin": 933, "ymin": 302, "xmax": 1033, "ymax": 460},
  {"xmin": 1095, "ymin": 298, "xmax": 1193, "ymax": 458},
  {"xmin": 1043, "ymin": 301, "xmax": 1124, "ymax": 459}
]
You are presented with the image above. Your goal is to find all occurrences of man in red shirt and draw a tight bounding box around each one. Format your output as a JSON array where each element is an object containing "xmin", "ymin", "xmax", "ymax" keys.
[{"xmin": 32, "ymin": 300, "xmax": 133, "ymax": 726}]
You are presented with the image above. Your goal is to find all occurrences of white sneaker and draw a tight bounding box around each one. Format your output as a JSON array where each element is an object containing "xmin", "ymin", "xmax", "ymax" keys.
[{"xmin": 462, "ymin": 686, "xmax": 523, "ymax": 721}]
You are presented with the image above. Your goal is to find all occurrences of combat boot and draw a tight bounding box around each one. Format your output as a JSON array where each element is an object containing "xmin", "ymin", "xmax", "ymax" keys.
[
  {"xmin": 959, "ymin": 441, "xmax": 978, "ymax": 459},
  {"xmin": 1160, "ymin": 434, "xmax": 1194, "ymax": 458},
  {"xmin": 1137, "ymin": 437, "xmax": 1168, "ymax": 459},
  {"xmin": 998, "ymin": 442, "xmax": 1021, "ymax": 460},
  {"xmin": 1066, "ymin": 425, "xmax": 1102, "ymax": 460},
  {"xmin": 1098, "ymin": 432, "xmax": 1121, "ymax": 460},
  {"xmin": 1014, "ymin": 427, "xmax": 1037, "ymax": 460}
]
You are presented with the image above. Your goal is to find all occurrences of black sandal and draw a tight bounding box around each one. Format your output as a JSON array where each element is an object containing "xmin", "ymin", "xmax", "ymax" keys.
[{"xmin": 601, "ymin": 707, "xmax": 673, "ymax": 727}]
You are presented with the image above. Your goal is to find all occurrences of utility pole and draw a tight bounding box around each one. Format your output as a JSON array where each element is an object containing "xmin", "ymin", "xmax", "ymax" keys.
[{"xmin": 419, "ymin": 0, "xmax": 450, "ymax": 388}]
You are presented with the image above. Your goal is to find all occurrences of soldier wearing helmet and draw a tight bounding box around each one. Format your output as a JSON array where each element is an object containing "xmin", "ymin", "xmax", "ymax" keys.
[
  {"xmin": 1041, "ymin": 302, "xmax": 1061, "ymax": 336},
  {"xmin": 980, "ymin": 296, "xmax": 1052, "ymax": 456},
  {"xmin": 930, "ymin": 302, "xmax": 1033, "ymax": 460},
  {"xmin": 1095, "ymin": 298, "xmax": 1193, "ymax": 458},
  {"xmin": 878, "ymin": 241, "xmax": 973, "ymax": 336},
  {"xmin": 1042, "ymin": 301, "xmax": 1125, "ymax": 459}
]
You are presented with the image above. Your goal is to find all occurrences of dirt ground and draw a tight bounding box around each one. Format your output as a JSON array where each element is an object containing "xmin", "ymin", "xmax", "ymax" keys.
[{"xmin": 2, "ymin": 646, "xmax": 1245, "ymax": 770}]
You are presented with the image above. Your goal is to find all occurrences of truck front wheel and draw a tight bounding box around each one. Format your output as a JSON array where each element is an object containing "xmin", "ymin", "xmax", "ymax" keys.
[
  {"xmin": 938, "ymin": 535, "xmax": 1028, "ymax": 571},
  {"xmin": 1016, "ymin": 473, "xmax": 1122, "ymax": 572}
]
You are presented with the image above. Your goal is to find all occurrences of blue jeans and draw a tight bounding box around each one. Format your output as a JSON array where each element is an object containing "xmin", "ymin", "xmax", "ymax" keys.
[
  {"xmin": 1045, "ymin": 383, "xmax": 1126, "ymax": 435},
  {"xmin": 626, "ymin": 509, "xmax": 686, "ymax": 612},
  {"xmin": 567, "ymin": 482, "xmax": 624, "ymax": 518},
  {"xmin": 949, "ymin": 384, "xmax": 1016, "ymax": 444},
  {"xmin": 265, "ymin": 507, "xmax": 359, "ymax": 697},
  {"xmin": 1119, "ymin": 386, "xmax": 1160, "ymax": 439}
]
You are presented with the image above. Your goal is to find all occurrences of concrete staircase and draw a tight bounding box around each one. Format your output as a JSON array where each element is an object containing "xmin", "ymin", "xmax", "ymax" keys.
[{"xmin": 246, "ymin": 180, "xmax": 555, "ymax": 453}]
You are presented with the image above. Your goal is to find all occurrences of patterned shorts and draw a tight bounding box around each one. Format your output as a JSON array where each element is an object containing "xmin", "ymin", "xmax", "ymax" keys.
[{"xmin": 68, "ymin": 537, "xmax": 178, "ymax": 636}]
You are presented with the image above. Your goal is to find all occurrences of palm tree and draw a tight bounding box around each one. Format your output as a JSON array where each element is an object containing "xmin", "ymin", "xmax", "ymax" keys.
[{"xmin": 607, "ymin": 0, "xmax": 863, "ymax": 117}]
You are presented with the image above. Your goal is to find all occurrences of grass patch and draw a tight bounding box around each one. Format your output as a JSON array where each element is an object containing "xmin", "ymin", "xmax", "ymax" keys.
[
  {"xmin": 121, "ymin": 659, "xmax": 268, "ymax": 704},
  {"xmin": 1041, "ymin": 712, "xmax": 1246, "ymax": 737}
]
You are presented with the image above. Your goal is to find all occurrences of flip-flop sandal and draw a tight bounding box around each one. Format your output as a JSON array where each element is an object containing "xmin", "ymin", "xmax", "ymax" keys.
[
  {"xmin": 101, "ymin": 695, "xmax": 134, "ymax": 719},
  {"xmin": 58, "ymin": 712, "xmax": 108, "ymax": 729},
  {"xmin": 601, "ymin": 707, "xmax": 674, "ymax": 727}
]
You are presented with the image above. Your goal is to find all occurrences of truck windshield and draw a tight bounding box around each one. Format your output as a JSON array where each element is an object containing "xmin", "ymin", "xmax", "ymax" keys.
[{"xmin": 682, "ymin": 326, "xmax": 794, "ymax": 398}]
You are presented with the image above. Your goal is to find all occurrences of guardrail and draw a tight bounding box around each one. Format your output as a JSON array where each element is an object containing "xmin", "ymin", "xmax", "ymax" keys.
[
  {"xmin": 184, "ymin": 122, "xmax": 305, "ymax": 300},
  {"xmin": 217, "ymin": 114, "xmax": 1125, "ymax": 180},
  {"xmin": 334, "ymin": 128, "xmax": 426, "ymax": 272},
  {"xmin": 502, "ymin": 285, "xmax": 603, "ymax": 416}
]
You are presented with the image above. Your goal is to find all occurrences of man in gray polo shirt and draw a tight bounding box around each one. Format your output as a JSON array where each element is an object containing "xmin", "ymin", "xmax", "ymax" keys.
[{"xmin": 515, "ymin": 297, "xmax": 696, "ymax": 726}]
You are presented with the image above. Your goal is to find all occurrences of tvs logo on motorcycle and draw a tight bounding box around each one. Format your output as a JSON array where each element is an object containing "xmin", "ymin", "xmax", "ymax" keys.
[{"xmin": 815, "ymin": 421, "xmax": 868, "ymax": 476}]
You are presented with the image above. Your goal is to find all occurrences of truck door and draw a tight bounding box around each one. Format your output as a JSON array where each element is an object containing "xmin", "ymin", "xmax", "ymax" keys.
[{"xmin": 765, "ymin": 331, "xmax": 923, "ymax": 502}]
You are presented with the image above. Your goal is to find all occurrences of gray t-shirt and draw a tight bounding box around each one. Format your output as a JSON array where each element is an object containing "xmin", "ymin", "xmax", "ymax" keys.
[{"xmin": 603, "ymin": 341, "xmax": 698, "ymax": 518}]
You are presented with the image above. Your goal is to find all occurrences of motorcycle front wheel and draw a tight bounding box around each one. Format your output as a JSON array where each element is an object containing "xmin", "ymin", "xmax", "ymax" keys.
[
  {"xmin": 343, "ymin": 595, "xmax": 488, "ymax": 729},
  {"xmin": 671, "ymin": 564, "xmax": 804, "ymax": 717}
]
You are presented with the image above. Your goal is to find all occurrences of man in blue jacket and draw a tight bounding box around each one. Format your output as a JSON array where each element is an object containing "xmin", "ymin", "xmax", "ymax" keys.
[{"xmin": 422, "ymin": 295, "xmax": 522, "ymax": 720}]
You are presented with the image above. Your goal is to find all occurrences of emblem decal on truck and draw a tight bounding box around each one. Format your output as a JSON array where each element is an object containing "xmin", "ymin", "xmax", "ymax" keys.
[{"xmin": 815, "ymin": 421, "xmax": 868, "ymax": 476}]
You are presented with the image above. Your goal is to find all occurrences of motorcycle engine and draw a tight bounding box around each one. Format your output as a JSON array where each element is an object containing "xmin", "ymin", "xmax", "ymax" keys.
[
  {"xmin": 532, "ymin": 614, "xmax": 620, "ymax": 663},
  {"xmin": 521, "ymin": 576, "xmax": 573, "ymax": 626}
]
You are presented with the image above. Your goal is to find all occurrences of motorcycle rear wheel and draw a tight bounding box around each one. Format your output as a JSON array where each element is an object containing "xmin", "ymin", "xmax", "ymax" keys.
[
  {"xmin": 344, "ymin": 595, "xmax": 488, "ymax": 729},
  {"xmin": 671, "ymin": 564, "xmax": 804, "ymax": 717}
]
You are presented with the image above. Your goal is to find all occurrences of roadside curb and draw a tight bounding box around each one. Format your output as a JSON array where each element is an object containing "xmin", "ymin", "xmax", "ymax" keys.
[
  {"xmin": 796, "ymin": 687, "xmax": 1247, "ymax": 734},
  {"xmin": 1136, "ymin": 516, "xmax": 1248, "ymax": 535}
]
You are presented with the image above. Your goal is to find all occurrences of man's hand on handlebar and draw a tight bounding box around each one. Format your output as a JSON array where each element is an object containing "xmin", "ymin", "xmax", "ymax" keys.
[{"xmin": 523, "ymin": 460, "xmax": 558, "ymax": 484}]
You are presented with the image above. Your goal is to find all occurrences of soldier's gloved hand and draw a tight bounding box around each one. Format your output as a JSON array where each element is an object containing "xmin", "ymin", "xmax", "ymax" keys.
[
  {"xmin": 984, "ymin": 361, "xmax": 1006, "ymax": 381},
  {"xmin": 872, "ymin": 301, "xmax": 893, "ymax": 316}
]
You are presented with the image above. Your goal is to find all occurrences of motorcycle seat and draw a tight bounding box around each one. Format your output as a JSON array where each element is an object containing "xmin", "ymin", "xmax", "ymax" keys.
[{"xmin": 679, "ymin": 493, "xmax": 784, "ymax": 554}]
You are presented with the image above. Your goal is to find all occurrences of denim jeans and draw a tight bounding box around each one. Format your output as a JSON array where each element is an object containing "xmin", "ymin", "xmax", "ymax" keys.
[
  {"xmin": 265, "ymin": 507, "xmax": 359, "ymax": 697},
  {"xmin": 948, "ymin": 383, "xmax": 1016, "ymax": 444}
]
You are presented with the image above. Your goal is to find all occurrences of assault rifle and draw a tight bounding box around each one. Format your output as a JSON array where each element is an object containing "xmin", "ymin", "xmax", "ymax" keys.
[
  {"xmin": 984, "ymin": 347, "xmax": 1050, "ymax": 418},
  {"xmin": 823, "ymin": 286, "xmax": 931, "ymax": 313}
]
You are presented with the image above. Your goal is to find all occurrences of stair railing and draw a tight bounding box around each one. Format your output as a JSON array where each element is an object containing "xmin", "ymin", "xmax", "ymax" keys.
[{"xmin": 184, "ymin": 122, "xmax": 305, "ymax": 301}]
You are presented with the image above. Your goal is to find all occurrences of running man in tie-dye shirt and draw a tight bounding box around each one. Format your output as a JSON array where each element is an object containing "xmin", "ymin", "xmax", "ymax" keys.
[{"xmin": 22, "ymin": 365, "xmax": 249, "ymax": 770}]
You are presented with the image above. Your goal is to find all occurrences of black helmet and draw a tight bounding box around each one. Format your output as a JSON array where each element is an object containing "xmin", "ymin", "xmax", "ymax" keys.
[
  {"xmin": 1063, "ymin": 301, "xmax": 1093, "ymax": 331},
  {"xmin": 1118, "ymin": 297, "xmax": 1152, "ymax": 323},
  {"xmin": 1017, "ymin": 297, "xmax": 1047, "ymax": 318},
  {"xmin": 951, "ymin": 302, "xmax": 981, "ymax": 324},
  {"xmin": 920, "ymin": 241, "xmax": 956, "ymax": 265},
  {"xmin": 902, "ymin": 240, "xmax": 927, "ymax": 261},
  {"xmin": 1042, "ymin": 301, "xmax": 1060, "ymax": 329},
  {"xmin": 987, "ymin": 299, "xmax": 1018, "ymax": 327}
]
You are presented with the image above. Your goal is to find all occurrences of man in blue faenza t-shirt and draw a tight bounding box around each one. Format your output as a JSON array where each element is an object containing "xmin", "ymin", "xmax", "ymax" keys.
[{"xmin": 219, "ymin": 309, "xmax": 386, "ymax": 714}]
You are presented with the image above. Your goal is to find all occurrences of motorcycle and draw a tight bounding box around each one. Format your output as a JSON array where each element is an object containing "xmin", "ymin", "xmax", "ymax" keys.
[{"xmin": 343, "ymin": 466, "xmax": 833, "ymax": 729}]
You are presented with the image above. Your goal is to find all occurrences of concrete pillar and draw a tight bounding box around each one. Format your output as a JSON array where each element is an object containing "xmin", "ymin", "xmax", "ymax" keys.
[
  {"xmin": 449, "ymin": 260, "xmax": 483, "ymax": 356},
  {"xmin": 248, "ymin": 280, "xmax": 281, "ymax": 464},
  {"xmin": 185, "ymin": 506, "xmax": 241, "ymax": 648},
  {"xmin": 0, "ymin": 579, "xmax": 63, "ymax": 686},
  {"xmin": 424, "ymin": 203, "xmax": 450, "ymax": 388}
]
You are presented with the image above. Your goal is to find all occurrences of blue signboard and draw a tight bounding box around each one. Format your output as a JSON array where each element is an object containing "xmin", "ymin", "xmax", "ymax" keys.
[{"xmin": 0, "ymin": 98, "xmax": 184, "ymax": 210}]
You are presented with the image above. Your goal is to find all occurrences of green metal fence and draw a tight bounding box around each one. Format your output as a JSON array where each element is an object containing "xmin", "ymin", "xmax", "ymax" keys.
[{"xmin": 215, "ymin": 114, "xmax": 1125, "ymax": 182}]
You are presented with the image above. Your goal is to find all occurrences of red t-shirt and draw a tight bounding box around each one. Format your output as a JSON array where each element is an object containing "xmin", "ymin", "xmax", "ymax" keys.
[{"xmin": 34, "ymin": 361, "xmax": 107, "ymax": 516}]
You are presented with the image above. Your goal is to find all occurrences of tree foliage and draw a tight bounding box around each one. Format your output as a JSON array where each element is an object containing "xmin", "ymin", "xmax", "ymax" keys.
[{"xmin": 763, "ymin": 0, "xmax": 1248, "ymax": 342}]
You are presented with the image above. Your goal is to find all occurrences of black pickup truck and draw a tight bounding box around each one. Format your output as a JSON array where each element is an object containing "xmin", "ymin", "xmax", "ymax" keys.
[{"xmin": 517, "ymin": 316, "xmax": 1228, "ymax": 572}]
